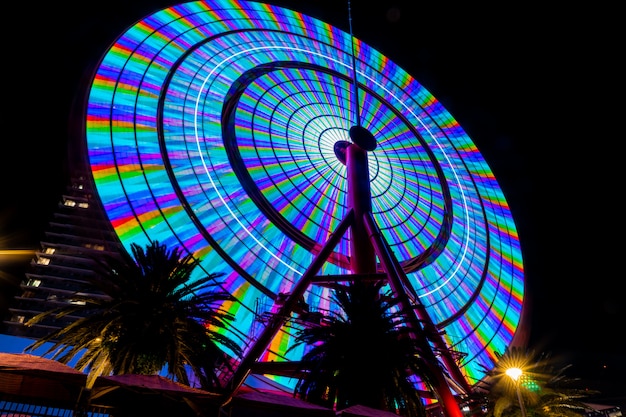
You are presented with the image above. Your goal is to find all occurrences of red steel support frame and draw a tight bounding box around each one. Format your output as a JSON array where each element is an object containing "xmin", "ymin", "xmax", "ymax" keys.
[
  {"xmin": 347, "ymin": 144, "xmax": 465, "ymax": 417},
  {"xmin": 222, "ymin": 143, "xmax": 467, "ymax": 417},
  {"xmin": 223, "ymin": 212, "xmax": 354, "ymax": 404}
]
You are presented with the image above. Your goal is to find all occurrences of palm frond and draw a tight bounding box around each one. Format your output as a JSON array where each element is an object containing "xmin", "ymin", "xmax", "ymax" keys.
[
  {"xmin": 24, "ymin": 240, "xmax": 242, "ymax": 391},
  {"xmin": 290, "ymin": 280, "xmax": 432, "ymax": 417}
]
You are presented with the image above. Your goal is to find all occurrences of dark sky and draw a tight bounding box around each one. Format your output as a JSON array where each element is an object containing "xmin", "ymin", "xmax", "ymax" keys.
[{"xmin": 2, "ymin": 0, "xmax": 624, "ymax": 405}]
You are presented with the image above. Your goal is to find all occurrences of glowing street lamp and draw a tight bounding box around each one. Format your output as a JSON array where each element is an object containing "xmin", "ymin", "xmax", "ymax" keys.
[{"xmin": 505, "ymin": 367, "xmax": 527, "ymax": 417}]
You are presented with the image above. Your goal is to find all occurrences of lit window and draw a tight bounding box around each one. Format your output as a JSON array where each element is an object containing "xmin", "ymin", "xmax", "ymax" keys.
[
  {"xmin": 26, "ymin": 278, "xmax": 42, "ymax": 287},
  {"xmin": 84, "ymin": 243, "xmax": 105, "ymax": 250},
  {"xmin": 36, "ymin": 257, "xmax": 51, "ymax": 265}
]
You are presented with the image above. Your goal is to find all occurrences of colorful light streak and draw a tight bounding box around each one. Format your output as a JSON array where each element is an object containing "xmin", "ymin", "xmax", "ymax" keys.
[{"xmin": 85, "ymin": 0, "xmax": 524, "ymax": 389}]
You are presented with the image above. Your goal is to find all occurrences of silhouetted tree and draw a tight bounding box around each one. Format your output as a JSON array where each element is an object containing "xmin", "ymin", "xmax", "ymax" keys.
[
  {"xmin": 25, "ymin": 240, "xmax": 242, "ymax": 391},
  {"xmin": 289, "ymin": 280, "xmax": 433, "ymax": 417},
  {"xmin": 475, "ymin": 347, "xmax": 597, "ymax": 417}
]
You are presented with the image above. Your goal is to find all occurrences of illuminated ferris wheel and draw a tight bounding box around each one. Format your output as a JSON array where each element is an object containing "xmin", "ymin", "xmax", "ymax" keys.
[{"xmin": 85, "ymin": 0, "xmax": 525, "ymax": 409}]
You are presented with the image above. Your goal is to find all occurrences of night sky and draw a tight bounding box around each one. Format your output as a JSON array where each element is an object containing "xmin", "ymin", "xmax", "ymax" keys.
[{"xmin": 2, "ymin": 0, "xmax": 623, "ymax": 406}]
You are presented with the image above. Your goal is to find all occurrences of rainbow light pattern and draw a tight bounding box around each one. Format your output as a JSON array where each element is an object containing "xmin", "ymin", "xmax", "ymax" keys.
[{"xmin": 85, "ymin": 0, "xmax": 524, "ymax": 390}]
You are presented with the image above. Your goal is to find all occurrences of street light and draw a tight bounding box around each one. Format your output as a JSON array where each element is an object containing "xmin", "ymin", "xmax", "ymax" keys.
[{"xmin": 505, "ymin": 367, "xmax": 527, "ymax": 417}]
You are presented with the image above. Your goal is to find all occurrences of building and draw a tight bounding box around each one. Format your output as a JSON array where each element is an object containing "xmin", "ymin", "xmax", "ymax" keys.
[{"xmin": 2, "ymin": 170, "xmax": 125, "ymax": 340}]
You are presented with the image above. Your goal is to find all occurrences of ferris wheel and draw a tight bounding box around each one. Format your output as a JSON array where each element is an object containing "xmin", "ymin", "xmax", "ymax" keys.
[{"xmin": 85, "ymin": 0, "xmax": 525, "ymax": 408}]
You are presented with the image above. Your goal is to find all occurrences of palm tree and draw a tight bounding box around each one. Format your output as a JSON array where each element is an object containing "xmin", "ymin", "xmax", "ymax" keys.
[
  {"xmin": 476, "ymin": 347, "xmax": 598, "ymax": 417},
  {"xmin": 24, "ymin": 240, "xmax": 242, "ymax": 391},
  {"xmin": 289, "ymin": 280, "xmax": 433, "ymax": 417}
]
